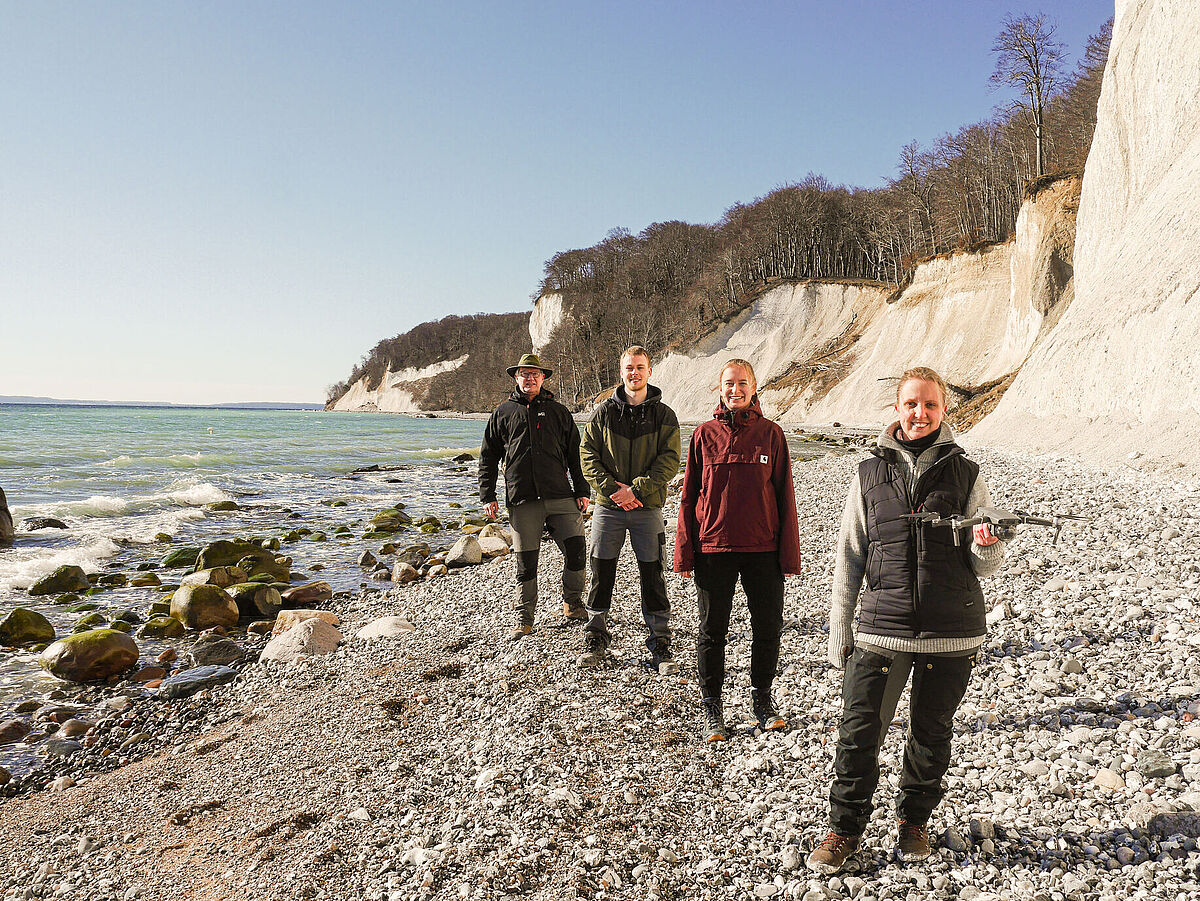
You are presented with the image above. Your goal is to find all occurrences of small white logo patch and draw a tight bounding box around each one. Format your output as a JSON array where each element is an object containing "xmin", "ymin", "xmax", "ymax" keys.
[{"xmin": 760, "ymin": 454, "xmax": 769, "ymax": 464}]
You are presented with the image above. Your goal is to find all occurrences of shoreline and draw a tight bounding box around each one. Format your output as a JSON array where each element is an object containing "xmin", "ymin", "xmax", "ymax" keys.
[{"xmin": 2, "ymin": 447, "xmax": 1199, "ymax": 899}]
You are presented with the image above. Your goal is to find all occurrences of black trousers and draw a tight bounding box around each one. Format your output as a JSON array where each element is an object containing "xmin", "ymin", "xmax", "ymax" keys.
[
  {"xmin": 829, "ymin": 647, "xmax": 974, "ymax": 836},
  {"xmin": 694, "ymin": 551, "xmax": 784, "ymax": 701}
]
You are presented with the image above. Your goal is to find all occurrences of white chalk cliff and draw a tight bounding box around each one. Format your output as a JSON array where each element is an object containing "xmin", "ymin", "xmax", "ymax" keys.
[
  {"xmin": 331, "ymin": 356, "xmax": 469, "ymax": 413},
  {"xmin": 646, "ymin": 175, "xmax": 1079, "ymax": 425},
  {"xmin": 971, "ymin": 0, "xmax": 1200, "ymax": 474}
]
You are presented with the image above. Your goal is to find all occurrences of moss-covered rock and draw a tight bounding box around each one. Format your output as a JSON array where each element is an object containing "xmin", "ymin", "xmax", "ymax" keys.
[
  {"xmin": 39, "ymin": 629, "xmax": 139, "ymax": 682},
  {"xmin": 96, "ymin": 573, "xmax": 128, "ymax": 587},
  {"xmin": 161, "ymin": 547, "xmax": 202, "ymax": 569},
  {"xmin": 371, "ymin": 509, "xmax": 412, "ymax": 531},
  {"xmin": 129, "ymin": 573, "xmax": 162, "ymax": 587},
  {"xmin": 195, "ymin": 539, "xmax": 260, "ymax": 570},
  {"xmin": 136, "ymin": 615, "xmax": 186, "ymax": 639},
  {"xmin": 228, "ymin": 582, "xmax": 283, "ymax": 618},
  {"xmin": 181, "ymin": 566, "xmax": 248, "ymax": 589},
  {"xmin": 29, "ymin": 565, "xmax": 91, "ymax": 596},
  {"xmin": 170, "ymin": 584, "xmax": 239, "ymax": 630},
  {"xmin": 107, "ymin": 620, "xmax": 132, "ymax": 634},
  {"xmin": 147, "ymin": 601, "xmax": 172, "ymax": 617},
  {"xmin": 154, "ymin": 533, "xmax": 173, "ymax": 543},
  {"xmin": 235, "ymin": 553, "xmax": 289, "ymax": 582},
  {"xmin": 206, "ymin": 500, "xmax": 240, "ymax": 512},
  {"xmin": 0, "ymin": 607, "xmax": 56, "ymax": 646},
  {"xmin": 74, "ymin": 612, "xmax": 107, "ymax": 629}
]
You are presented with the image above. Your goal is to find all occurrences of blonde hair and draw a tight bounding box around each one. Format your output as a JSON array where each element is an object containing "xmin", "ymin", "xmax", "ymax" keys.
[
  {"xmin": 896, "ymin": 366, "xmax": 948, "ymax": 406},
  {"xmin": 720, "ymin": 358, "xmax": 757, "ymax": 390},
  {"xmin": 621, "ymin": 345, "xmax": 652, "ymax": 366}
]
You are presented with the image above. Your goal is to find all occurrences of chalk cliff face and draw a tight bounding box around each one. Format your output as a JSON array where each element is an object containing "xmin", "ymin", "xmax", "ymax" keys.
[
  {"xmin": 648, "ymin": 176, "xmax": 1079, "ymax": 426},
  {"xmin": 331, "ymin": 357, "xmax": 469, "ymax": 413},
  {"xmin": 529, "ymin": 292, "xmax": 566, "ymax": 354},
  {"xmin": 971, "ymin": 0, "xmax": 1200, "ymax": 473}
]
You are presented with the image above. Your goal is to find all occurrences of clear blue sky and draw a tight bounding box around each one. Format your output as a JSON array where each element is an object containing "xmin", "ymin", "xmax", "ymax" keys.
[{"xmin": 0, "ymin": 1, "xmax": 1113, "ymax": 404}]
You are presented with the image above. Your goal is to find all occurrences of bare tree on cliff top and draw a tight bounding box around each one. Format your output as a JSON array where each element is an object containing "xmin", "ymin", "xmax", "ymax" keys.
[{"xmin": 991, "ymin": 13, "xmax": 1066, "ymax": 178}]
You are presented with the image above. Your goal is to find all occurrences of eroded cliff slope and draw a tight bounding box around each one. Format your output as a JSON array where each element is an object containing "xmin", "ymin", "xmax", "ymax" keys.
[{"xmin": 646, "ymin": 176, "xmax": 1079, "ymax": 425}]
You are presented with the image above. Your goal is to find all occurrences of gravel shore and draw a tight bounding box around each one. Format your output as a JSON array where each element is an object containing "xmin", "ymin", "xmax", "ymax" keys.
[{"xmin": 2, "ymin": 447, "xmax": 1200, "ymax": 901}]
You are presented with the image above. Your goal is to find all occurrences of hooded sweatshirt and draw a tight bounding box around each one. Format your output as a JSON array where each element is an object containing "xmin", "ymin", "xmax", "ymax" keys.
[
  {"xmin": 580, "ymin": 384, "xmax": 680, "ymax": 510},
  {"xmin": 673, "ymin": 397, "xmax": 801, "ymax": 574}
]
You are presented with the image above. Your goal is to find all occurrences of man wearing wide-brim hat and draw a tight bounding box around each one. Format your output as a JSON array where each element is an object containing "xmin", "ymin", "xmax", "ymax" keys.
[{"xmin": 480, "ymin": 353, "xmax": 590, "ymax": 639}]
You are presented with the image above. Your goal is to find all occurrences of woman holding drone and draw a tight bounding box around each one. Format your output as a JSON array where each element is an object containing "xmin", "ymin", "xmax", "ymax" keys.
[{"xmin": 808, "ymin": 366, "xmax": 1007, "ymax": 873}]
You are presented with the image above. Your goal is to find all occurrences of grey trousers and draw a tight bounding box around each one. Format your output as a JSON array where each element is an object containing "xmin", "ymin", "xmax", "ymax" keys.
[
  {"xmin": 508, "ymin": 498, "xmax": 586, "ymax": 623},
  {"xmin": 584, "ymin": 505, "xmax": 670, "ymax": 648}
]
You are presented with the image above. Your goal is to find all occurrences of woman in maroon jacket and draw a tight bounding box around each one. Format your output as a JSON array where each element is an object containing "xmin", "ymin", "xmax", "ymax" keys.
[{"xmin": 675, "ymin": 359, "xmax": 802, "ymax": 742}]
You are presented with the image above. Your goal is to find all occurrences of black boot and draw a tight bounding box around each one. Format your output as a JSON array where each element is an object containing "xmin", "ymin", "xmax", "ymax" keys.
[
  {"xmin": 701, "ymin": 697, "xmax": 727, "ymax": 743},
  {"xmin": 752, "ymin": 685, "xmax": 786, "ymax": 731}
]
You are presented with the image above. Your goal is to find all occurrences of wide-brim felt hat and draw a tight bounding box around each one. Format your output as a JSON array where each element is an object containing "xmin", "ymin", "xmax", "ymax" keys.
[{"xmin": 506, "ymin": 353, "xmax": 553, "ymax": 378}]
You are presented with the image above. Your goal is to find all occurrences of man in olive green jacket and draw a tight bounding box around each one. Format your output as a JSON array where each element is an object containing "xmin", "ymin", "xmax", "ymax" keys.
[{"xmin": 579, "ymin": 346, "xmax": 681, "ymax": 672}]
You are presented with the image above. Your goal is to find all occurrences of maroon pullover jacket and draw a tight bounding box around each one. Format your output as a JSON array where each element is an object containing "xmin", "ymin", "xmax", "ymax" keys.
[{"xmin": 674, "ymin": 397, "xmax": 802, "ymax": 574}]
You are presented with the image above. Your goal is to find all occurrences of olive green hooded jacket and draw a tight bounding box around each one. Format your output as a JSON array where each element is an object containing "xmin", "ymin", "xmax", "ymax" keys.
[{"xmin": 581, "ymin": 385, "xmax": 681, "ymax": 510}]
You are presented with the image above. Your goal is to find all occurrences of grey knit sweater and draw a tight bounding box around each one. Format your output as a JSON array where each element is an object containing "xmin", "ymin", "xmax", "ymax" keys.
[{"xmin": 827, "ymin": 423, "xmax": 1007, "ymax": 668}]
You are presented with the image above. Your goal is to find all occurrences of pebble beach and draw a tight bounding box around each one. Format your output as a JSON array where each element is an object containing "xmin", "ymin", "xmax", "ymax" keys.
[{"xmin": 2, "ymin": 444, "xmax": 1200, "ymax": 901}]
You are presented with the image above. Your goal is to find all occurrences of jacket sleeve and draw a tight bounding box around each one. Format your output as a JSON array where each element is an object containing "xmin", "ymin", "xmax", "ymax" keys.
[
  {"xmin": 579, "ymin": 410, "xmax": 616, "ymax": 499},
  {"xmin": 478, "ymin": 409, "xmax": 504, "ymax": 505},
  {"xmin": 632, "ymin": 408, "xmax": 681, "ymax": 504},
  {"xmin": 771, "ymin": 427, "xmax": 802, "ymax": 575},
  {"xmin": 829, "ymin": 471, "xmax": 868, "ymax": 668},
  {"xmin": 967, "ymin": 474, "xmax": 1008, "ymax": 577},
  {"xmin": 673, "ymin": 427, "xmax": 704, "ymax": 573},
  {"xmin": 565, "ymin": 412, "xmax": 589, "ymax": 499}
]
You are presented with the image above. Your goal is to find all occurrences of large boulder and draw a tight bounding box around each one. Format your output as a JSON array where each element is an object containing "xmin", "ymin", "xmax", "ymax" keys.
[
  {"xmin": 28, "ymin": 565, "xmax": 91, "ymax": 596},
  {"xmin": 136, "ymin": 616, "xmax": 186, "ymax": 639},
  {"xmin": 158, "ymin": 665, "xmax": 237, "ymax": 699},
  {"xmin": 227, "ymin": 582, "xmax": 283, "ymax": 618},
  {"xmin": 259, "ymin": 618, "xmax": 342, "ymax": 663},
  {"xmin": 181, "ymin": 566, "xmax": 248, "ymax": 589},
  {"xmin": 392, "ymin": 562, "xmax": 419, "ymax": 583},
  {"xmin": 0, "ymin": 607, "xmax": 56, "ymax": 646},
  {"xmin": 235, "ymin": 552, "xmax": 290, "ymax": 582},
  {"xmin": 39, "ymin": 630, "xmax": 140, "ymax": 682},
  {"xmin": 195, "ymin": 539, "xmax": 262, "ymax": 569},
  {"xmin": 160, "ymin": 547, "xmax": 202, "ymax": 569},
  {"xmin": 478, "ymin": 523, "xmax": 512, "ymax": 546},
  {"xmin": 478, "ymin": 535, "xmax": 511, "ymax": 558},
  {"xmin": 279, "ymin": 581, "xmax": 333, "ymax": 608},
  {"xmin": 370, "ymin": 508, "xmax": 412, "ymax": 532},
  {"xmin": 446, "ymin": 536, "xmax": 482, "ymax": 568},
  {"xmin": 0, "ymin": 486, "xmax": 13, "ymax": 547},
  {"xmin": 396, "ymin": 543, "xmax": 430, "ymax": 567},
  {"xmin": 170, "ymin": 584, "xmax": 239, "ymax": 630},
  {"xmin": 272, "ymin": 609, "xmax": 340, "ymax": 635},
  {"xmin": 355, "ymin": 615, "xmax": 416, "ymax": 640},
  {"xmin": 191, "ymin": 636, "xmax": 245, "ymax": 667}
]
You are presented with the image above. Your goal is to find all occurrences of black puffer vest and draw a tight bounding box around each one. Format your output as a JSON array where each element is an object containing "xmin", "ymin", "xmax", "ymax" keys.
[{"xmin": 858, "ymin": 442, "xmax": 986, "ymax": 639}]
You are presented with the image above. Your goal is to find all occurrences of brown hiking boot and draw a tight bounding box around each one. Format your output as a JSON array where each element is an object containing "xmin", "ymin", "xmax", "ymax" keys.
[
  {"xmin": 806, "ymin": 832, "xmax": 861, "ymax": 874},
  {"xmin": 562, "ymin": 602, "xmax": 587, "ymax": 622},
  {"xmin": 897, "ymin": 821, "xmax": 931, "ymax": 862},
  {"xmin": 508, "ymin": 623, "xmax": 533, "ymax": 641}
]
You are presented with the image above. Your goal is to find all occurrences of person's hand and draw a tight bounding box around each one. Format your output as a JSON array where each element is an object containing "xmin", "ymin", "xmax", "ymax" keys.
[
  {"xmin": 576, "ymin": 497, "xmax": 590, "ymax": 513},
  {"xmin": 973, "ymin": 523, "xmax": 999, "ymax": 546},
  {"xmin": 610, "ymin": 483, "xmax": 642, "ymax": 511},
  {"xmin": 484, "ymin": 502, "xmax": 499, "ymax": 520}
]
